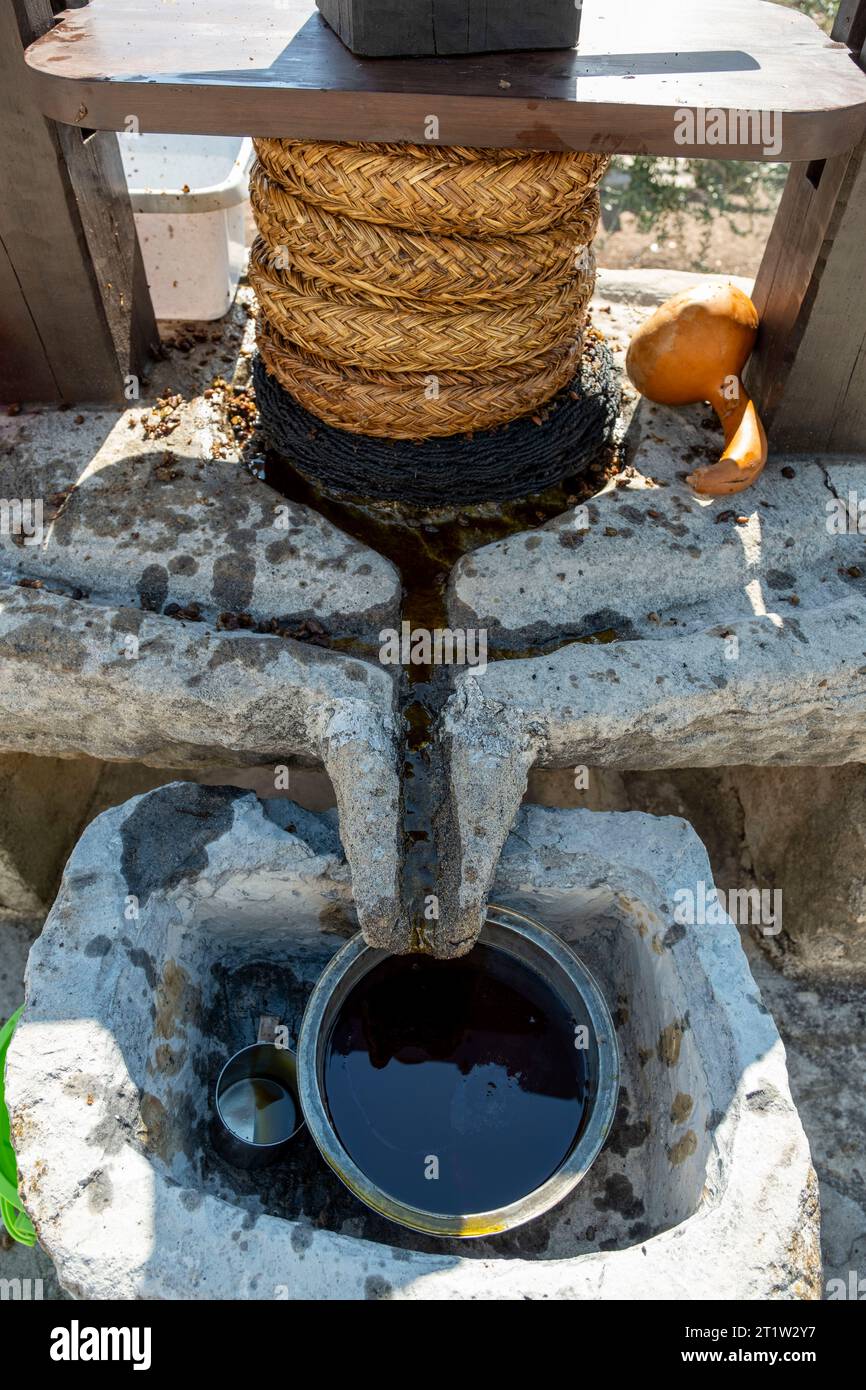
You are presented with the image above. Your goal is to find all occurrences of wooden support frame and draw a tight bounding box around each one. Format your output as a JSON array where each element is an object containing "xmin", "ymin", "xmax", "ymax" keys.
[
  {"xmin": 748, "ymin": 1, "xmax": 866, "ymax": 453},
  {"xmin": 0, "ymin": 0, "xmax": 157, "ymax": 406}
]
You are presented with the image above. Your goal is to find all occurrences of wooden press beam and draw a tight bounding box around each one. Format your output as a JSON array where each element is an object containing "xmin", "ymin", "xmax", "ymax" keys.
[
  {"xmin": 22, "ymin": 0, "xmax": 866, "ymax": 159},
  {"xmin": 748, "ymin": 0, "xmax": 866, "ymax": 453},
  {"xmin": 0, "ymin": 0, "xmax": 157, "ymax": 406}
]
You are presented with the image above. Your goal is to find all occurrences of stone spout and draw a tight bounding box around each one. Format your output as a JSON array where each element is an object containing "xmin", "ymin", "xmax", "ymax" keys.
[{"xmin": 429, "ymin": 679, "xmax": 544, "ymax": 958}]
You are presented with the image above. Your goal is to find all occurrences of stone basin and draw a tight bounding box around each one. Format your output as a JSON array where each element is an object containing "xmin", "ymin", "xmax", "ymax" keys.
[{"xmin": 6, "ymin": 785, "xmax": 818, "ymax": 1299}]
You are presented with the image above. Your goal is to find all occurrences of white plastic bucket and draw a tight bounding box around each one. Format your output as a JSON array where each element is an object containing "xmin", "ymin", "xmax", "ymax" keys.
[{"xmin": 119, "ymin": 134, "xmax": 254, "ymax": 321}]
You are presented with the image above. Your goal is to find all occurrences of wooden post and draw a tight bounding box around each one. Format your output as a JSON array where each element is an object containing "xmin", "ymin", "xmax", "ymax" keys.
[
  {"xmin": 0, "ymin": 0, "xmax": 158, "ymax": 406},
  {"xmin": 833, "ymin": 0, "xmax": 866, "ymax": 53},
  {"xmin": 747, "ymin": 1, "xmax": 866, "ymax": 452}
]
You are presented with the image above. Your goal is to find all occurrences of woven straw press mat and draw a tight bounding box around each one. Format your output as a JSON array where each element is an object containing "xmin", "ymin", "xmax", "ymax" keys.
[{"xmin": 249, "ymin": 138, "xmax": 610, "ymax": 442}]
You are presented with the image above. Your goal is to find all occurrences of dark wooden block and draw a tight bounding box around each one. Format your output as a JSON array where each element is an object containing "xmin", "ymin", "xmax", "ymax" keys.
[{"xmin": 315, "ymin": 0, "xmax": 581, "ymax": 56}]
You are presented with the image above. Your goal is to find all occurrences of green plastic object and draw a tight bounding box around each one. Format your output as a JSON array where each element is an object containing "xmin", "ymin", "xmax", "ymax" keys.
[{"xmin": 0, "ymin": 1007, "xmax": 36, "ymax": 1246}]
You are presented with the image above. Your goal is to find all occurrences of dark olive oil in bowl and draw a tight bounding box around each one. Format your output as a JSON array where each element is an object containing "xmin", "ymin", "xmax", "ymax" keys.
[{"xmin": 323, "ymin": 942, "xmax": 588, "ymax": 1216}]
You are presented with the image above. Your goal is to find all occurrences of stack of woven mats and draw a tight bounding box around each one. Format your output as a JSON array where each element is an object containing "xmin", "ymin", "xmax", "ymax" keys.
[{"xmin": 250, "ymin": 138, "xmax": 618, "ymax": 504}]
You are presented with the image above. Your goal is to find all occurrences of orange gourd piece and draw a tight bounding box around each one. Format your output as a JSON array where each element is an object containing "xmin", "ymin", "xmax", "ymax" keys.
[{"xmin": 625, "ymin": 282, "xmax": 768, "ymax": 496}]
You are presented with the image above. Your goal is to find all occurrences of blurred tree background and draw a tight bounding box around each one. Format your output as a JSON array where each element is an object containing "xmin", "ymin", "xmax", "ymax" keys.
[{"xmin": 597, "ymin": 0, "xmax": 837, "ymax": 273}]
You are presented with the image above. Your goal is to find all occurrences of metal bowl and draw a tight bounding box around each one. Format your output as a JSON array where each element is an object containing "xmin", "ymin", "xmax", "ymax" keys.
[
  {"xmin": 297, "ymin": 904, "xmax": 619, "ymax": 1238},
  {"xmin": 213, "ymin": 1042, "xmax": 304, "ymax": 1170}
]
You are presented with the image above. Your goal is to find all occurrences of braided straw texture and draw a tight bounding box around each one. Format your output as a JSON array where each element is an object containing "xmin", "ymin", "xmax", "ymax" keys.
[
  {"xmin": 250, "ymin": 168, "xmax": 600, "ymax": 305},
  {"xmin": 254, "ymin": 137, "xmax": 608, "ymax": 236},
  {"xmin": 250, "ymin": 138, "xmax": 608, "ymax": 440},
  {"xmin": 249, "ymin": 237, "xmax": 594, "ymax": 373},
  {"xmin": 257, "ymin": 320, "xmax": 583, "ymax": 439}
]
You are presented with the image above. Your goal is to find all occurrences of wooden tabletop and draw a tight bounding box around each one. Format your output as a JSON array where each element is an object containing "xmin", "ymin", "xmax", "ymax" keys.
[{"xmin": 24, "ymin": 0, "xmax": 866, "ymax": 159}]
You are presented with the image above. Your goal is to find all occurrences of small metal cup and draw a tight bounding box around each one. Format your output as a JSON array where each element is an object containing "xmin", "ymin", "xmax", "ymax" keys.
[{"xmin": 213, "ymin": 1042, "xmax": 305, "ymax": 1170}]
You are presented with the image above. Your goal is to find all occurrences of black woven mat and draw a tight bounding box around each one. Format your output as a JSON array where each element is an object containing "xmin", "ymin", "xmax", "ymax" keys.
[{"xmin": 253, "ymin": 337, "xmax": 619, "ymax": 505}]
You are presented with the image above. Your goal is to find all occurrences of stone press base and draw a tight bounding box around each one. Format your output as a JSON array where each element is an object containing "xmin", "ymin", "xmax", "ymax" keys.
[{"xmin": 7, "ymin": 786, "xmax": 819, "ymax": 1299}]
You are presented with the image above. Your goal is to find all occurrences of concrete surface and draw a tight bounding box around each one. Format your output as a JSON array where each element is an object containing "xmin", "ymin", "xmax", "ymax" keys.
[
  {"xmin": 0, "ymin": 294, "xmax": 400, "ymax": 641},
  {"xmin": 744, "ymin": 943, "xmax": 866, "ymax": 1299}
]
